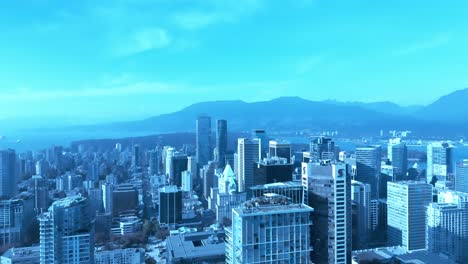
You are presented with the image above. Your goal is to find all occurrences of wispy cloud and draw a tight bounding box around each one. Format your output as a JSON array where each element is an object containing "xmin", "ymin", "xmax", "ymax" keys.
[
  {"xmin": 173, "ymin": 0, "xmax": 263, "ymax": 30},
  {"xmin": 0, "ymin": 82, "xmax": 181, "ymax": 102},
  {"xmin": 296, "ymin": 56, "xmax": 324, "ymax": 74},
  {"xmin": 0, "ymin": 78, "xmax": 292, "ymax": 103},
  {"xmin": 392, "ymin": 33, "xmax": 451, "ymax": 56},
  {"xmin": 112, "ymin": 27, "xmax": 172, "ymax": 56}
]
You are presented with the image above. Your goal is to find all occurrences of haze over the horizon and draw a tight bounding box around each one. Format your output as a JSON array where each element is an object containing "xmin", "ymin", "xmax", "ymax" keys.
[{"xmin": 1, "ymin": 0, "xmax": 468, "ymax": 125}]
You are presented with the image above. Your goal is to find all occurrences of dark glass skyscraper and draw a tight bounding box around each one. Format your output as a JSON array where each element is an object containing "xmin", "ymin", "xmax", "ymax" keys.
[
  {"xmin": 254, "ymin": 157, "xmax": 293, "ymax": 184},
  {"xmin": 0, "ymin": 149, "xmax": 16, "ymax": 199},
  {"xmin": 158, "ymin": 186, "xmax": 182, "ymax": 226},
  {"xmin": 196, "ymin": 116, "xmax": 212, "ymax": 166},
  {"xmin": 268, "ymin": 140, "xmax": 291, "ymax": 163},
  {"xmin": 388, "ymin": 139, "xmax": 408, "ymax": 181},
  {"xmin": 216, "ymin": 119, "xmax": 227, "ymax": 165},
  {"xmin": 356, "ymin": 146, "xmax": 382, "ymax": 199},
  {"xmin": 170, "ymin": 153, "xmax": 188, "ymax": 187},
  {"xmin": 132, "ymin": 144, "xmax": 140, "ymax": 168},
  {"xmin": 252, "ymin": 129, "xmax": 268, "ymax": 159}
]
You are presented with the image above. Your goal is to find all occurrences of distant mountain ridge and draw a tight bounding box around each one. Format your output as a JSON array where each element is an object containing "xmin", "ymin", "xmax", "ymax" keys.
[
  {"xmin": 80, "ymin": 89, "xmax": 468, "ymax": 138},
  {"xmin": 417, "ymin": 88, "xmax": 468, "ymax": 122},
  {"xmin": 322, "ymin": 100, "xmax": 423, "ymax": 115}
]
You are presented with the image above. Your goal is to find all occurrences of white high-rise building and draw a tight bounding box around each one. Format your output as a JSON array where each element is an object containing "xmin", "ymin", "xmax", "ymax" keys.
[
  {"xmin": 39, "ymin": 195, "xmax": 94, "ymax": 264},
  {"xmin": 432, "ymin": 190, "xmax": 468, "ymax": 262},
  {"xmin": 165, "ymin": 147, "xmax": 176, "ymax": 179},
  {"xmin": 387, "ymin": 181, "xmax": 432, "ymax": 251},
  {"xmin": 455, "ymin": 160, "xmax": 468, "ymax": 193},
  {"xmin": 426, "ymin": 203, "xmax": 467, "ymax": 263},
  {"xmin": 237, "ymin": 138, "xmax": 260, "ymax": 193},
  {"xmin": 225, "ymin": 194, "xmax": 313, "ymax": 264},
  {"xmin": 302, "ymin": 161, "xmax": 351, "ymax": 264},
  {"xmin": 427, "ymin": 142, "xmax": 454, "ymax": 184},
  {"xmin": 181, "ymin": 171, "xmax": 192, "ymax": 192}
]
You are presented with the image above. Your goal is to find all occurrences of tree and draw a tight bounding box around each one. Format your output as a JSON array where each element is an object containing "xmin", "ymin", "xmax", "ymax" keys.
[
  {"xmin": 222, "ymin": 217, "xmax": 232, "ymax": 227},
  {"xmin": 145, "ymin": 257, "xmax": 157, "ymax": 264}
]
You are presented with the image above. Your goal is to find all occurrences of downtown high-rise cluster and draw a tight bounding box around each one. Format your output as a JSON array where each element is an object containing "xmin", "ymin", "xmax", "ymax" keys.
[{"xmin": 1, "ymin": 117, "xmax": 468, "ymax": 264}]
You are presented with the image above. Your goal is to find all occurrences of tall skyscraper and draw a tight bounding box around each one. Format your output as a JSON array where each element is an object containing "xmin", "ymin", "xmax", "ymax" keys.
[
  {"xmin": 216, "ymin": 119, "xmax": 227, "ymax": 165},
  {"xmin": 202, "ymin": 161, "xmax": 217, "ymax": 199},
  {"xmin": 158, "ymin": 186, "xmax": 182, "ymax": 227},
  {"xmin": 148, "ymin": 149, "xmax": 161, "ymax": 175},
  {"xmin": 181, "ymin": 171, "xmax": 192, "ymax": 192},
  {"xmin": 388, "ymin": 138, "xmax": 408, "ymax": 181},
  {"xmin": 39, "ymin": 195, "xmax": 94, "ymax": 264},
  {"xmin": 254, "ymin": 156, "xmax": 293, "ymax": 184},
  {"xmin": 455, "ymin": 160, "xmax": 468, "ymax": 193},
  {"xmin": 302, "ymin": 161, "xmax": 352, "ymax": 264},
  {"xmin": 112, "ymin": 184, "xmax": 139, "ymax": 217},
  {"xmin": 387, "ymin": 181, "xmax": 432, "ymax": 251},
  {"xmin": 252, "ymin": 129, "xmax": 268, "ymax": 159},
  {"xmin": 0, "ymin": 194, "xmax": 35, "ymax": 246},
  {"xmin": 196, "ymin": 116, "xmax": 212, "ymax": 166},
  {"xmin": 101, "ymin": 182, "xmax": 114, "ymax": 215},
  {"xmin": 0, "ymin": 149, "xmax": 16, "ymax": 199},
  {"xmin": 268, "ymin": 140, "xmax": 291, "ymax": 163},
  {"xmin": 427, "ymin": 142, "xmax": 454, "ymax": 184},
  {"xmin": 435, "ymin": 191, "xmax": 468, "ymax": 262},
  {"xmin": 426, "ymin": 202, "xmax": 468, "ymax": 263},
  {"xmin": 356, "ymin": 146, "xmax": 382, "ymax": 199},
  {"xmin": 237, "ymin": 138, "xmax": 260, "ymax": 193},
  {"xmin": 169, "ymin": 153, "xmax": 188, "ymax": 187},
  {"xmin": 310, "ymin": 136, "xmax": 335, "ymax": 161},
  {"xmin": 351, "ymin": 180, "xmax": 371, "ymax": 250},
  {"xmin": 31, "ymin": 175, "xmax": 49, "ymax": 213},
  {"xmin": 132, "ymin": 144, "xmax": 140, "ymax": 168},
  {"xmin": 225, "ymin": 194, "xmax": 313, "ymax": 264}
]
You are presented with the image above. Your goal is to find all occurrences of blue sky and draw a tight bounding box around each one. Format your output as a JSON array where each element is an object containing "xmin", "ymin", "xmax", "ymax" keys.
[{"xmin": 1, "ymin": 0, "xmax": 468, "ymax": 125}]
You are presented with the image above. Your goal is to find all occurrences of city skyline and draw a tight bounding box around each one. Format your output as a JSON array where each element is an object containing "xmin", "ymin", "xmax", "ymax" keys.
[
  {"xmin": 1, "ymin": 1, "xmax": 468, "ymax": 123},
  {"xmin": 3, "ymin": 1, "xmax": 468, "ymax": 263}
]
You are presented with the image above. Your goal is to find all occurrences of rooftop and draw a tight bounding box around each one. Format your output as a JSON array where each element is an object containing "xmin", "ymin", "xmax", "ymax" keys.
[
  {"xmin": 251, "ymin": 181, "xmax": 302, "ymax": 190},
  {"xmin": 160, "ymin": 185, "xmax": 179, "ymax": 193},
  {"xmin": 258, "ymin": 156, "xmax": 290, "ymax": 165},
  {"xmin": 236, "ymin": 194, "xmax": 313, "ymax": 215},
  {"xmin": 1, "ymin": 246, "xmax": 39, "ymax": 260},
  {"xmin": 166, "ymin": 231, "xmax": 225, "ymax": 261},
  {"xmin": 353, "ymin": 248, "xmax": 456, "ymax": 264},
  {"xmin": 389, "ymin": 180, "xmax": 430, "ymax": 186},
  {"xmin": 51, "ymin": 194, "xmax": 86, "ymax": 208}
]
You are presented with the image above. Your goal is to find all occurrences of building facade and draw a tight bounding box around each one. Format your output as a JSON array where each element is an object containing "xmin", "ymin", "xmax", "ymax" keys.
[
  {"xmin": 356, "ymin": 146, "xmax": 382, "ymax": 199},
  {"xmin": 225, "ymin": 194, "xmax": 313, "ymax": 264},
  {"xmin": 302, "ymin": 161, "xmax": 352, "ymax": 264},
  {"xmin": 38, "ymin": 195, "xmax": 94, "ymax": 264},
  {"xmin": 237, "ymin": 138, "xmax": 260, "ymax": 193},
  {"xmin": 387, "ymin": 181, "xmax": 432, "ymax": 251}
]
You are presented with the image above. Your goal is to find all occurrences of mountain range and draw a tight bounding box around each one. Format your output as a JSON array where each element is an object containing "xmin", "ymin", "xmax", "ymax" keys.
[
  {"xmin": 79, "ymin": 88, "xmax": 468, "ymax": 138},
  {"xmin": 4, "ymin": 88, "xmax": 468, "ymax": 151}
]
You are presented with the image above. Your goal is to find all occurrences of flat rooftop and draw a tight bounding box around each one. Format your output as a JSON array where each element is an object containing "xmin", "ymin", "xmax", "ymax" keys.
[
  {"xmin": 236, "ymin": 194, "xmax": 313, "ymax": 215},
  {"xmin": 166, "ymin": 231, "xmax": 225, "ymax": 261}
]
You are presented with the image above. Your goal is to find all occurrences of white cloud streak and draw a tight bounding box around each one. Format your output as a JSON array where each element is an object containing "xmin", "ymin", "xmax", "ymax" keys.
[
  {"xmin": 392, "ymin": 33, "xmax": 451, "ymax": 56},
  {"xmin": 112, "ymin": 27, "xmax": 172, "ymax": 56},
  {"xmin": 173, "ymin": 0, "xmax": 263, "ymax": 30}
]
